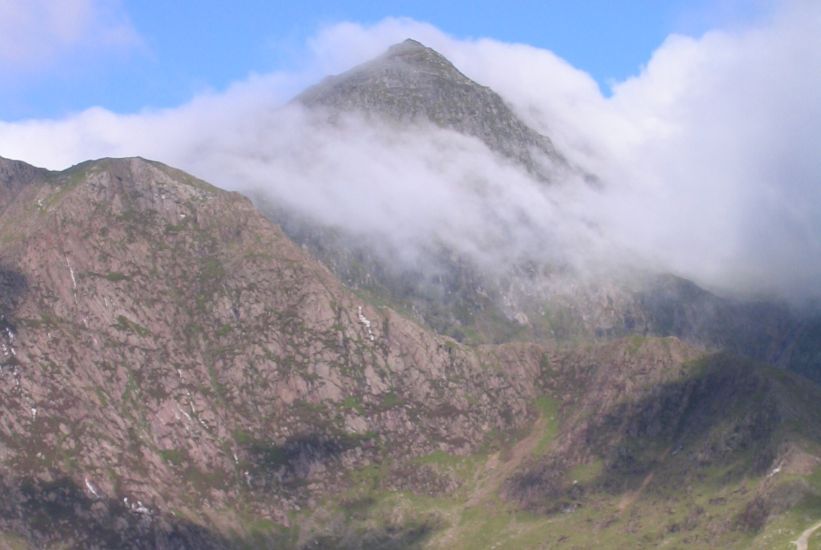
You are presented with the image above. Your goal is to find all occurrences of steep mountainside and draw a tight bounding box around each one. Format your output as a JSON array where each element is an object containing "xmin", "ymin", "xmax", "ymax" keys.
[
  {"xmin": 0, "ymin": 156, "xmax": 819, "ymax": 549},
  {"xmin": 0, "ymin": 157, "xmax": 541, "ymax": 547},
  {"xmin": 297, "ymin": 39, "xmax": 566, "ymax": 182},
  {"xmin": 273, "ymin": 41, "xmax": 821, "ymax": 383},
  {"xmin": 308, "ymin": 339, "xmax": 821, "ymax": 549}
]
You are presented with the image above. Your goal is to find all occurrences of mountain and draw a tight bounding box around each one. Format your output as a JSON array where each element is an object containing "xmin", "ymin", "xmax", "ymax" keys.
[
  {"xmin": 0, "ymin": 156, "xmax": 819, "ymax": 549},
  {"xmin": 274, "ymin": 40, "xmax": 821, "ymax": 384},
  {"xmin": 296, "ymin": 38, "xmax": 567, "ymax": 182},
  {"xmin": 0, "ymin": 39, "xmax": 819, "ymax": 550},
  {"xmin": 0, "ymin": 157, "xmax": 540, "ymax": 547}
]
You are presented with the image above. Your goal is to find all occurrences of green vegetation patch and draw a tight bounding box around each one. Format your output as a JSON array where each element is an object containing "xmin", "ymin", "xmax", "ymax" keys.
[
  {"xmin": 568, "ymin": 459, "xmax": 604, "ymax": 485},
  {"xmin": 379, "ymin": 392, "xmax": 402, "ymax": 409},
  {"xmin": 533, "ymin": 394, "xmax": 560, "ymax": 456},
  {"xmin": 113, "ymin": 315, "xmax": 151, "ymax": 337},
  {"xmin": 627, "ymin": 334, "xmax": 647, "ymax": 354},
  {"xmin": 341, "ymin": 395, "xmax": 365, "ymax": 414},
  {"xmin": 105, "ymin": 272, "xmax": 129, "ymax": 282},
  {"xmin": 159, "ymin": 448, "xmax": 188, "ymax": 467}
]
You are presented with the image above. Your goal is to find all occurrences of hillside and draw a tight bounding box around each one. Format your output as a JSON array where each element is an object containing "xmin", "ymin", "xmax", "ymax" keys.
[
  {"xmin": 0, "ymin": 157, "xmax": 541, "ymax": 547},
  {"xmin": 0, "ymin": 157, "xmax": 818, "ymax": 548}
]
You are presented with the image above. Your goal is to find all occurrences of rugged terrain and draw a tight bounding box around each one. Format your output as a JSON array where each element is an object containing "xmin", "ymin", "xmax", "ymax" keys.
[
  {"xmin": 0, "ymin": 156, "xmax": 818, "ymax": 549},
  {"xmin": 0, "ymin": 157, "xmax": 543, "ymax": 547}
]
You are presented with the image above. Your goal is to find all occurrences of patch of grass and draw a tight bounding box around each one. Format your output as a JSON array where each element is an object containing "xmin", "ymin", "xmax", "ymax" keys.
[
  {"xmin": 233, "ymin": 430, "xmax": 254, "ymax": 446},
  {"xmin": 627, "ymin": 334, "xmax": 647, "ymax": 354},
  {"xmin": 809, "ymin": 527, "xmax": 821, "ymax": 549},
  {"xmin": 415, "ymin": 451, "xmax": 464, "ymax": 468},
  {"xmin": 93, "ymin": 386, "xmax": 109, "ymax": 407},
  {"xmin": 159, "ymin": 448, "xmax": 188, "ymax": 466},
  {"xmin": 414, "ymin": 451, "xmax": 484, "ymax": 486},
  {"xmin": 105, "ymin": 272, "xmax": 129, "ymax": 282},
  {"xmin": 456, "ymin": 504, "xmax": 515, "ymax": 548},
  {"xmin": 348, "ymin": 462, "xmax": 389, "ymax": 493},
  {"xmin": 184, "ymin": 465, "xmax": 229, "ymax": 494},
  {"xmin": 0, "ymin": 531, "xmax": 31, "ymax": 550},
  {"xmin": 341, "ymin": 395, "xmax": 364, "ymax": 414},
  {"xmin": 121, "ymin": 372, "xmax": 139, "ymax": 403},
  {"xmin": 113, "ymin": 315, "xmax": 151, "ymax": 337},
  {"xmin": 568, "ymin": 459, "xmax": 604, "ymax": 485},
  {"xmin": 754, "ymin": 490, "xmax": 821, "ymax": 549},
  {"xmin": 534, "ymin": 395, "xmax": 559, "ymax": 456},
  {"xmin": 379, "ymin": 392, "xmax": 401, "ymax": 409},
  {"xmin": 200, "ymin": 257, "xmax": 225, "ymax": 282},
  {"xmin": 809, "ymin": 465, "xmax": 821, "ymax": 492}
]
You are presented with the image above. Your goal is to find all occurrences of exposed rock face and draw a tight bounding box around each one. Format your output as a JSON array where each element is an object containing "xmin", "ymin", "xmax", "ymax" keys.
[
  {"xmin": 297, "ymin": 38, "xmax": 566, "ymax": 182},
  {"xmin": 0, "ymin": 157, "xmax": 541, "ymax": 546}
]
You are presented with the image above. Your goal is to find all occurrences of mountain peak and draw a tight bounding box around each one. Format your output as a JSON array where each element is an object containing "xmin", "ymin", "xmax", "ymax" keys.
[
  {"xmin": 387, "ymin": 38, "xmax": 428, "ymax": 54},
  {"xmin": 296, "ymin": 39, "xmax": 565, "ymax": 181},
  {"xmin": 380, "ymin": 38, "xmax": 460, "ymax": 72}
]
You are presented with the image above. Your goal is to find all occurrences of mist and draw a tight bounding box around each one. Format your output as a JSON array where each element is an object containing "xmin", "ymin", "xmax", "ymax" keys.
[{"xmin": 0, "ymin": 1, "xmax": 819, "ymax": 301}]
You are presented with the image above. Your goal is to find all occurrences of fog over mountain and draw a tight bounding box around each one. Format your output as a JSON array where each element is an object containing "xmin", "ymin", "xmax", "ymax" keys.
[{"xmin": 1, "ymin": 1, "xmax": 819, "ymax": 300}]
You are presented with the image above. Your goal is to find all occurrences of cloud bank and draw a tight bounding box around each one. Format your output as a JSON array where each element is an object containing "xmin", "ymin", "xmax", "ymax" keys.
[{"xmin": 0, "ymin": 2, "xmax": 819, "ymax": 301}]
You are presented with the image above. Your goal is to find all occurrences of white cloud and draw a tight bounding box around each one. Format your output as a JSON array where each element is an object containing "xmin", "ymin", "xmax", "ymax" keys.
[
  {"xmin": 0, "ymin": 2, "xmax": 819, "ymax": 300},
  {"xmin": 0, "ymin": 0, "xmax": 141, "ymax": 68}
]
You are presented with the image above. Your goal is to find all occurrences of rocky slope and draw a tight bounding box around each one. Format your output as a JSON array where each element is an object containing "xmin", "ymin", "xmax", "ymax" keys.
[
  {"xmin": 0, "ymin": 156, "xmax": 819, "ymax": 548},
  {"xmin": 274, "ymin": 338, "xmax": 821, "ymax": 549},
  {"xmin": 0, "ymin": 157, "xmax": 543, "ymax": 547}
]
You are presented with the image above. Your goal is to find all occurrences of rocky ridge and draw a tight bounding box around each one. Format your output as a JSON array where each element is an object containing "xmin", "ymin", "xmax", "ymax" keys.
[{"xmin": 0, "ymin": 157, "xmax": 541, "ymax": 547}]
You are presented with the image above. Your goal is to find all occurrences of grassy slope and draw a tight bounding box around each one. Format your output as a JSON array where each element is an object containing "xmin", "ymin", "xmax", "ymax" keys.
[{"xmin": 287, "ymin": 349, "xmax": 821, "ymax": 549}]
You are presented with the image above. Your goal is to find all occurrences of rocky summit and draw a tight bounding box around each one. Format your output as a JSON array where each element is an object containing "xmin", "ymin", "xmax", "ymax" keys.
[
  {"xmin": 297, "ymin": 38, "xmax": 566, "ymax": 182},
  {"xmin": 0, "ymin": 40, "xmax": 820, "ymax": 550}
]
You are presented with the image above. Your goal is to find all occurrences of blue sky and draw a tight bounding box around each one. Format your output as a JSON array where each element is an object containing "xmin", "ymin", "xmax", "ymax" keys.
[{"xmin": 0, "ymin": 0, "xmax": 774, "ymax": 120}]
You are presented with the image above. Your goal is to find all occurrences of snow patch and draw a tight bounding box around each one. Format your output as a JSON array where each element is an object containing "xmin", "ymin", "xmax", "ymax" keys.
[
  {"xmin": 123, "ymin": 496, "xmax": 151, "ymax": 515},
  {"xmin": 65, "ymin": 256, "xmax": 77, "ymax": 290},
  {"xmin": 767, "ymin": 461, "xmax": 784, "ymax": 478},
  {"xmin": 357, "ymin": 306, "xmax": 375, "ymax": 341},
  {"xmin": 84, "ymin": 477, "xmax": 101, "ymax": 498},
  {"xmin": 175, "ymin": 403, "xmax": 193, "ymax": 424},
  {"xmin": 2, "ymin": 327, "xmax": 16, "ymax": 358}
]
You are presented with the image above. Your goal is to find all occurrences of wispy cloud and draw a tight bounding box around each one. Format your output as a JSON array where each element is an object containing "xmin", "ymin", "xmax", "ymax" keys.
[
  {"xmin": 0, "ymin": 2, "xmax": 819, "ymax": 301},
  {"xmin": 0, "ymin": 0, "xmax": 141, "ymax": 69}
]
